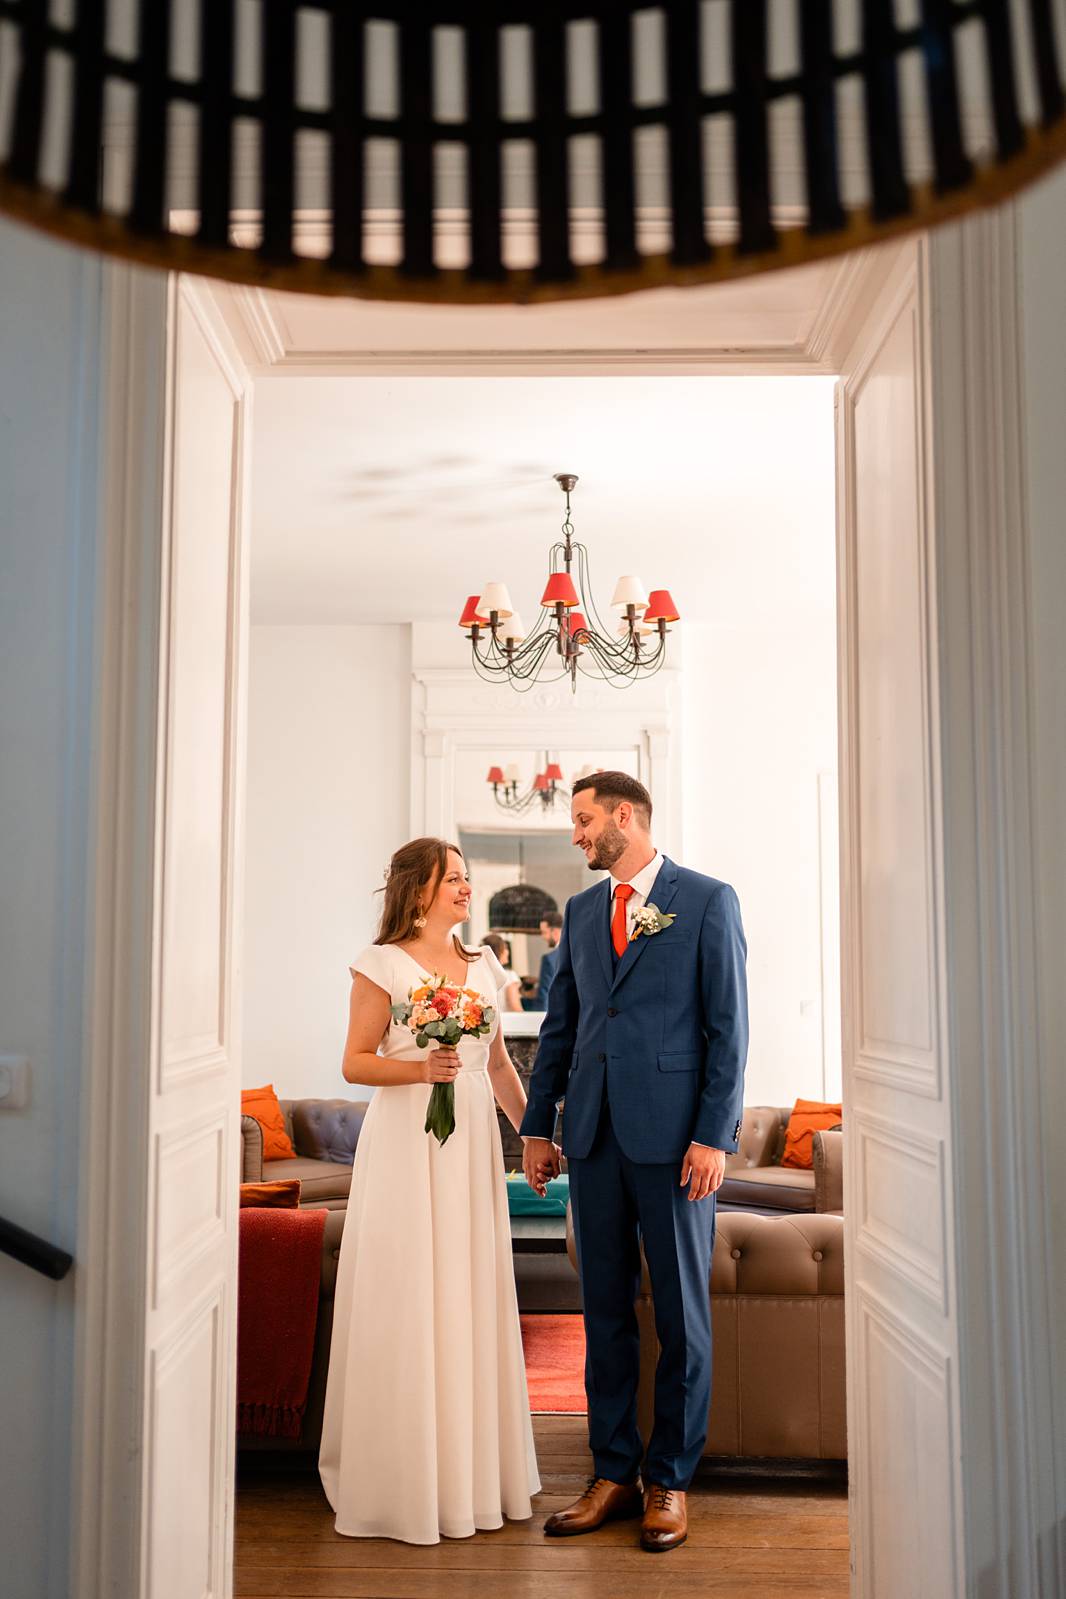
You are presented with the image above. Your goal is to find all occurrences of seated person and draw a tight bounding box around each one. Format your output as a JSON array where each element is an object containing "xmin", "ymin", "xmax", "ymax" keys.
[
  {"xmin": 536, "ymin": 911, "xmax": 564, "ymax": 1010},
  {"xmin": 480, "ymin": 932, "xmax": 523, "ymax": 1012}
]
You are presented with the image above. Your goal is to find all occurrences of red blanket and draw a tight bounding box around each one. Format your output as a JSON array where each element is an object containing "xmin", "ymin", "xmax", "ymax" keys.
[{"xmin": 237, "ymin": 1206, "xmax": 327, "ymax": 1439}]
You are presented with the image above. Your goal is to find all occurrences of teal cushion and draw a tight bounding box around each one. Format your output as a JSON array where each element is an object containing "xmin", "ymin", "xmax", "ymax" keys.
[{"xmin": 505, "ymin": 1171, "xmax": 570, "ymax": 1217}]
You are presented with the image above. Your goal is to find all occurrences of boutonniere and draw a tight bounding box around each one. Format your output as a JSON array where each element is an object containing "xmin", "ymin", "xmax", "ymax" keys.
[{"xmin": 630, "ymin": 903, "xmax": 677, "ymax": 941}]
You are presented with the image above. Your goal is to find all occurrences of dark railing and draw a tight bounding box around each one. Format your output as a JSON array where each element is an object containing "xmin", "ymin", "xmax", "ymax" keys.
[
  {"xmin": 0, "ymin": 1215, "xmax": 74, "ymax": 1281},
  {"xmin": 0, "ymin": 1, "xmax": 1063, "ymax": 302}
]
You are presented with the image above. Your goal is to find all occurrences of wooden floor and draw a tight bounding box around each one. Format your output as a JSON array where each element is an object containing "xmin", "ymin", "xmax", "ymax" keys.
[{"xmin": 235, "ymin": 1416, "xmax": 850, "ymax": 1598}]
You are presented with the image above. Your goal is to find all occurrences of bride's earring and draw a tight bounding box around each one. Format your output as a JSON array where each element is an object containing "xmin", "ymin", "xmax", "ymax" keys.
[{"xmin": 414, "ymin": 902, "xmax": 428, "ymax": 929}]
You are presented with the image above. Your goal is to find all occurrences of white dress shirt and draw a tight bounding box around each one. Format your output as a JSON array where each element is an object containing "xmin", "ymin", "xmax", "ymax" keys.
[{"xmin": 608, "ymin": 848, "xmax": 665, "ymax": 941}]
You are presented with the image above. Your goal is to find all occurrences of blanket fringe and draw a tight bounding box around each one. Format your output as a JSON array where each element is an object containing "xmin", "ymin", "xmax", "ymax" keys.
[{"xmin": 237, "ymin": 1401, "xmax": 306, "ymax": 1440}]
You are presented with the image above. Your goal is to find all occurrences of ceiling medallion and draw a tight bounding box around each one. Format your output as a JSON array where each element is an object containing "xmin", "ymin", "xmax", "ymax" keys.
[
  {"xmin": 459, "ymin": 474, "xmax": 679, "ymax": 695},
  {"xmin": 0, "ymin": 4, "xmax": 1063, "ymax": 304}
]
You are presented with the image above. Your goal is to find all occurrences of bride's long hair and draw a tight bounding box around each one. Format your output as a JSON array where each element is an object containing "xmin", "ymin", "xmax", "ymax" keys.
[{"xmin": 375, "ymin": 837, "xmax": 479, "ymax": 964}]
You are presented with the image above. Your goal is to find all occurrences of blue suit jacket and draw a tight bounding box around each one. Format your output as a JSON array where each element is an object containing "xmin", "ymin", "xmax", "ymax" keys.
[
  {"xmin": 519, "ymin": 857, "xmax": 748, "ymax": 1164},
  {"xmin": 536, "ymin": 945, "xmax": 560, "ymax": 1009}
]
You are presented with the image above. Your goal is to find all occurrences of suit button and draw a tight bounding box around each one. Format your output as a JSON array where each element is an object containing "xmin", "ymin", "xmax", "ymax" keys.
[
  {"xmin": 607, "ymin": 1007, "xmax": 618, "ymax": 1017},
  {"xmin": 597, "ymin": 1052, "xmax": 606, "ymax": 1062}
]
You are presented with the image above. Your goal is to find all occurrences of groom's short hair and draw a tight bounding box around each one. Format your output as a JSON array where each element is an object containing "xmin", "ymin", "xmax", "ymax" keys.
[{"xmin": 571, "ymin": 770, "xmax": 652, "ymax": 828}]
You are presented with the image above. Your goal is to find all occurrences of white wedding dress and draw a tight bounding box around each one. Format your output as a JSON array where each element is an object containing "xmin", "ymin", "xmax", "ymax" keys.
[{"xmin": 318, "ymin": 942, "xmax": 541, "ymax": 1543}]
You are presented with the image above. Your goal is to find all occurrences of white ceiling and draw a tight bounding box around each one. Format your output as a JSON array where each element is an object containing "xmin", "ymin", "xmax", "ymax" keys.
[
  {"xmin": 247, "ymin": 373, "xmax": 837, "ymax": 629},
  {"xmin": 209, "ymin": 253, "xmax": 871, "ymax": 631}
]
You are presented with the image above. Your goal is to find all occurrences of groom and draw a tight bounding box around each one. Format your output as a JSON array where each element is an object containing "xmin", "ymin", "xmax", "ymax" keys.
[{"xmin": 520, "ymin": 771, "xmax": 747, "ymax": 1554}]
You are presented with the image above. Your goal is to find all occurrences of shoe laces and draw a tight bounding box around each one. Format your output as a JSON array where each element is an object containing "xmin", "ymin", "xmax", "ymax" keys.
[
  {"xmin": 652, "ymin": 1485, "xmax": 675, "ymax": 1511},
  {"xmin": 582, "ymin": 1475, "xmax": 609, "ymax": 1500}
]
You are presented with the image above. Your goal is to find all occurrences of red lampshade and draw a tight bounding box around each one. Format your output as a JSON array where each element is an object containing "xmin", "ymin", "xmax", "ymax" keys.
[
  {"xmin": 544, "ymin": 762, "xmax": 564, "ymax": 781},
  {"xmin": 568, "ymin": 611, "xmax": 588, "ymax": 635},
  {"xmin": 541, "ymin": 571, "xmax": 580, "ymax": 608},
  {"xmin": 643, "ymin": 588, "xmax": 681, "ymax": 623},
  {"xmin": 459, "ymin": 594, "xmax": 489, "ymax": 629},
  {"xmin": 533, "ymin": 772, "xmax": 549, "ymax": 790},
  {"xmin": 486, "ymin": 765, "xmax": 505, "ymax": 784}
]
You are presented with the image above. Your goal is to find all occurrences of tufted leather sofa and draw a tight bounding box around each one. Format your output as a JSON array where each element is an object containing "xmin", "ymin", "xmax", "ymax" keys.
[
  {"xmin": 719, "ymin": 1105, "xmax": 843, "ymax": 1214},
  {"xmin": 567, "ymin": 1206, "xmax": 847, "ymax": 1461},
  {"xmin": 240, "ymin": 1097, "xmax": 369, "ymax": 1210}
]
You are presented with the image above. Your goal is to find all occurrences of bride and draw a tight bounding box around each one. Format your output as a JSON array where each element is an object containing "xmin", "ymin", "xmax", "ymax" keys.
[{"xmin": 319, "ymin": 837, "xmax": 545, "ymax": 1544}]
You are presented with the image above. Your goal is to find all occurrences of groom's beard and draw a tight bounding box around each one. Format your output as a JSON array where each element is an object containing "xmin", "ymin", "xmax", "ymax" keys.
[{"xmin": 584, "ymin": 821, "xmax": 628, "ymax": 872}]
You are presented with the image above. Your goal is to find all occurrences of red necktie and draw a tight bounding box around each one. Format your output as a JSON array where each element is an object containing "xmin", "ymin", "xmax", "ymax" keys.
[{"xmin": 612, "ymin": 883, "xmax": 635, "ymax": 957}]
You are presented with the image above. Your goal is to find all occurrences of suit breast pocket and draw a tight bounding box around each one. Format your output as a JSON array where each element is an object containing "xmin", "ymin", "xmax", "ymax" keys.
[{"xmin": 657, "ymin": 1051, "xmax": 703, "ymax": 1073}]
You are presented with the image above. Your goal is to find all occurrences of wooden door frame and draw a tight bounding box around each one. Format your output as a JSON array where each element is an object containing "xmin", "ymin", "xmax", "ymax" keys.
[{"xmin": 68, "ymin": 215, "xmax": 1056, "ymax": 1595}]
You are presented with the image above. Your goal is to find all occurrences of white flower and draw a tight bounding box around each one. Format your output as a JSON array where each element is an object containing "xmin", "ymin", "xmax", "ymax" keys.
[{"xmin": 630, "ymin": 903, "xmax": 678, "ymax": 940}]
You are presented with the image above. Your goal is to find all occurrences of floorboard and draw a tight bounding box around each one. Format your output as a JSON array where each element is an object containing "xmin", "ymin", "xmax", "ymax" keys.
[{"xmin": 235, "ymin": 1416, "xmax": 849, "ymax": 1598}]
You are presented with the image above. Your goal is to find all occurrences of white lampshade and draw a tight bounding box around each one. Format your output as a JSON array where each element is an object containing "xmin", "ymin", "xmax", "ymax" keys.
[
  {"xmin": 610, "ymin": 575, "xmax": 649, "ymax": 612},
  {"xmin": 478, "ymin": 582, "xmax": 514, "ymax": 619},
  {"xmin": 504, "ymin": 763, "xmax": 521, "ymax": 782},
  {"xmin": 500, "ymin": 609, "xmax": 526, "ymax": 642}
]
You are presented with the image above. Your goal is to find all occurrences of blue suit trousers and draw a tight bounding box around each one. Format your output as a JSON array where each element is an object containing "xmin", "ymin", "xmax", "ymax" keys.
[{"xmin": 568, "ymin": 1098, "xmax": 716, "ymax": 1491}]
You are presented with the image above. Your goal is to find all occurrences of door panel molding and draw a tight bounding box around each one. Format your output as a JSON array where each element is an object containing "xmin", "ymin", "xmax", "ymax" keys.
[
  {"xmin": 924, "ymin": 206, "xmax": 1062, "ymax": 1597},
  {"xmin": 69, "ymin": 267, "xmax": 252, "ymax": 1599}
]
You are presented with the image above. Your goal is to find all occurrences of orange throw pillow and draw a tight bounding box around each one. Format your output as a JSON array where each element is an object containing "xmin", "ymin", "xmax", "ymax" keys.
[
  {"xmin": 782, "ymin": 1098, "xmax": 843, "ymax": 1169},
  {"xmin": 240, "ymin": 1179, "xmax": 302, "ymax": 1209},
  {"xmin": 241, "ymin": 1085, "xmax": 296, "ymax": 1161}
]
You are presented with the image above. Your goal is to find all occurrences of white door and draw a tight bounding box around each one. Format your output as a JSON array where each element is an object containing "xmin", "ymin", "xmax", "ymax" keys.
[
  {"xmin": 836, "ymin": 242, "xmax": 963, "ymax": 1596},
  {"xmin": 139, "ymin": 278, "xmax": 251, "ymax": 1598}
]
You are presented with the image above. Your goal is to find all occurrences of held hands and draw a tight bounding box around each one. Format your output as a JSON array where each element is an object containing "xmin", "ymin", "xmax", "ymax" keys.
[
  {"xmin": 522, "ymin": 1137, "xmax": 562, "ymax": 1199},
  {"xmin": 680, "ymin": 1143, "xmax": 725, "ymax": 1202},
  {"xmin": 421, "ymin": 1045, "xmax": 462, "ymax": 1085}
]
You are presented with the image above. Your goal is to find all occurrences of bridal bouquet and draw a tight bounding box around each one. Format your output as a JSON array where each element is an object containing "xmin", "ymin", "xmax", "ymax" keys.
[{"xmin": 391, "ymin": 976, "xmax": 495, "ymax": 1146}]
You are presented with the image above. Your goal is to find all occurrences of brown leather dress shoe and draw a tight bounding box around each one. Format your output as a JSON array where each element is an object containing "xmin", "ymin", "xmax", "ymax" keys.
[
  {"xmin": 641, "ymin": 1485, "xmax": 688, "ymax": 1552},
  {"xmin": 544, "ymin": 1475, "xmax": 644, "ymax": 1537}
]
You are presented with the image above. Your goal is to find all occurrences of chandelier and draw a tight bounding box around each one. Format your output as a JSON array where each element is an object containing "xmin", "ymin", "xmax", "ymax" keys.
[
  {"xmin": 460, "ymin": 475, "xmax": 679, "ymax": 694},
  {"xmin": 487, "ymin": 754, "xmax": 586, "ymax": 813}
]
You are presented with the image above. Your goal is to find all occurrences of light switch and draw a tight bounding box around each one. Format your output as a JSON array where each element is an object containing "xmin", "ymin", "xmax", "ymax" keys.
[{"xmin": 0, "ymin": 1056, "xmax": 30, "ymax": 1109}]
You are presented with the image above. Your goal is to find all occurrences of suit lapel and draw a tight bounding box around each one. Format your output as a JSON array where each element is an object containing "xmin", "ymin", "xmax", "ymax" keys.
[
  {"xmin": 610, "ymin": 857, "xmax": 680, "ymax": 994},
  {"xmin": 591, "ymin": 878, "xmax": 614, "ymax": 990}
]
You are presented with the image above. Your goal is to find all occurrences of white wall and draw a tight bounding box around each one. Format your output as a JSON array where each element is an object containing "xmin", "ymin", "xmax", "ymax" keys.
[
  {"xmin": 680, "ymin": 607, "xmax": 839, "ymax": 1104},
  {"xmin": 0, "ymin": 219, "xmax": 106, "ymax": 1599},
  {"xmin": 242, "ymin": 625, "xmax": 411, "ymax": 1099}
]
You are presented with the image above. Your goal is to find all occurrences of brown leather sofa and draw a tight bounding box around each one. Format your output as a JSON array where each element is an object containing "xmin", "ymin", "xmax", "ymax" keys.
[
  {"xmin": 720, "ymin": 1105, "xmax": 843, "ymax": 1214},
  {"xmin": 240, "ymin": 1097, "xmax": 369, "ymax": 1210},
  {"xmin": 567, "ymin": 1206, "xmax": 847, "ymax": 1461}
]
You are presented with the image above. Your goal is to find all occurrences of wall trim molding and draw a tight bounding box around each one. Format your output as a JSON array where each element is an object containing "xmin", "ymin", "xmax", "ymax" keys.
[
  {"xmin": 925, "ymin": 206, "xmax": 1063, "ymax": 1597},
  {"xmin": 68, "ymin": 262, "xmax": 170, "ymax": 1599},
  {"xmin": 208, "ymin": 248, "xmax": 893, "ymax": 379}
]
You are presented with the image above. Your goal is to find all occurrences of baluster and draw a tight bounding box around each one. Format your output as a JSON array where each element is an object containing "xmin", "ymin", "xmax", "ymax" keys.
[
  {"xmin": 599, "ymin": 7, "xmax": 638, "ymax": 272},
  {"xmin": 533, "ymin": 11, "xmax": 573, "ymax": 282},
  {"xmin": 466, "ymin": 18, "xmax": 504, "ymax": 282},
  {"xmin": 861, "ymin": 0, "xmax": 909, "ymax": 220},
  {"xmin": 129, "ymin": 0, "xmax": 171, "ymax": 234},
  {"xmin": 800, "ymin": 0, "xmax": 845, "ymax": 234},
  {"xmin": 330, "ymin": 0, "xmax": 365, "ymax": 274},
  {"xmin": 399, "ymin": 18, "xmax": 435, "ymax": 278},
  {"xmin": 65, "ymin": 0, "xmax": 106, "ymax": 212},
  {"xmin": 919, "ymin": 0, "xmax": 972, "ymax": 191},
  {"xmin": 198, "ymin": 0, "xmax": 235, "ymax": 248},
  {"xmin": 732, "ymin": 0, "xmax": 775, "ymax": 254},
  {"xmin": 666, "ymin": 0, "xmax": 710, "ymax": 265},
  {"xmin": 261, "ymin": 0, "xmax": 296, "ymax": 263}
]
